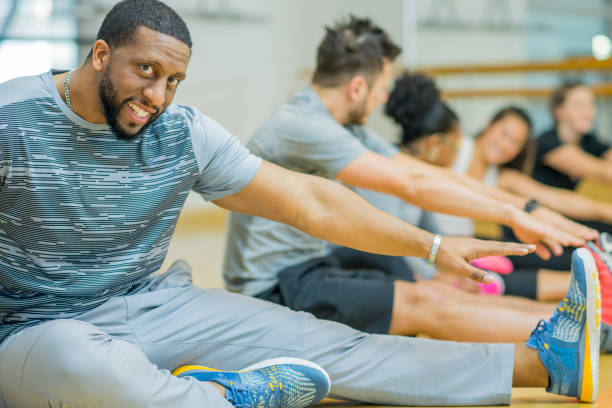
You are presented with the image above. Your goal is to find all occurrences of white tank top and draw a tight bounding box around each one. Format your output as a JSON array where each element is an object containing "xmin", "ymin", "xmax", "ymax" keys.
[{"xmin": 422, "ymin": 137, "xmax": 498, "ymax": 237}]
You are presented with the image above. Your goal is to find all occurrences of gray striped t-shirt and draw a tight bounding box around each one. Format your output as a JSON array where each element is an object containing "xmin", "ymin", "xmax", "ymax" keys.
[{"xmin": 0, "ymin": 71, "xmax": 262, "ymax": 344}]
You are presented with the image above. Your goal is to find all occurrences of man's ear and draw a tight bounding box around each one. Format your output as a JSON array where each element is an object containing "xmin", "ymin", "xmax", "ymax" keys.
[
  {"xmin": 91, "ymin": 40, "xmax": 111, "ymax": 72},
  {"xmin": 346, "ymin": 75, "xmax": 368, "ymax": 102}
]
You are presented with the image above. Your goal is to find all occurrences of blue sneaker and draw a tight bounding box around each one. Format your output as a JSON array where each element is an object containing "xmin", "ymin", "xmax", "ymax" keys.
[
  {"xmin": 526, "ymin": 248, "xmax": 601, "ymax": 402},
  {"xmin": 172, "ymin": 357, "xmax": 331, "ymax": 407}
]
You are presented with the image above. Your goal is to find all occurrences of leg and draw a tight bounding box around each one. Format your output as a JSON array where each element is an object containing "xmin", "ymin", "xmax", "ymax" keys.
[
  {"xmin": 0, "ymin": 320, "xmax": 231, "ymax": 408},
  {"xmin": 70, "ymin": 262, "xmax": 514, "ymax": 406},
  {"xmin": 268, "ymin": 257, "xmax": 549, "ymax": 342},
  {"xmin": 123, "ymin": 286, "xmax": 516, "ymax": 406},
  {"xmin": 536, "ymin": 269, "xmax": 572, "ymax": 302},
  {"xmin": 512, "ymin": 344, "xmax": 548, "ymax": 387},
  {"xmin": 416, "ymin": 279, "xmax": 557, "ymax": 314},
  {"xmin": 389, "ymin": 280, "xmax": 545, "ymax": 341},
  {"xmin": 501, "ymin": 267, "xmax": 570, "ymax": 302}
]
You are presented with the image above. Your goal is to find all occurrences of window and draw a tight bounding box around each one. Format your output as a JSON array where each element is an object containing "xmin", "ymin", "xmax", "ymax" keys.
[{"xmin": 0, "ymin": 0, "xmax": 77, "ymax": 83}]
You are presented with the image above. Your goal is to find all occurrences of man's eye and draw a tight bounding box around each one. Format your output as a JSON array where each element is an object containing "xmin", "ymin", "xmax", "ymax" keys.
[
  {"xmin": 141, "ymin": 64, "xmax": 153, "ymax": 75},
  {"xmin": 168, "ymin": 77, "xmax": 180, "ymax": 86}
]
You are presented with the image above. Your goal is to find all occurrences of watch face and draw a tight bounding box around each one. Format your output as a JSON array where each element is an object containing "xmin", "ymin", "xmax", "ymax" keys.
[{"xmin": 525, "ymin": 199, "xmax": 539, "ymax": 213}]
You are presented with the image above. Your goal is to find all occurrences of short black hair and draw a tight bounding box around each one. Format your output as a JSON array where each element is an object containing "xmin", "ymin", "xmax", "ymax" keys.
[
  {"xmin": 312, "ymin": 15, "xmax": 401, "ymax": 87},
  {"xmin": 87, "ymin": 0, "xmax": 191, "ymax": 59},
  {"xmin": 385, "ymin": 72, "xmax": 458, "ymax": 147}
]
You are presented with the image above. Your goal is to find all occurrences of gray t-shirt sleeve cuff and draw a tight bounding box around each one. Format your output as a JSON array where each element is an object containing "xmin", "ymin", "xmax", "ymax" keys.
[
  {"xmin": 325, "ymin": 144, "xmax": 369, "ymax": 178},
  {"xmin": 195, "ymin": 154, "xmax": 262, "ymax": 202}
]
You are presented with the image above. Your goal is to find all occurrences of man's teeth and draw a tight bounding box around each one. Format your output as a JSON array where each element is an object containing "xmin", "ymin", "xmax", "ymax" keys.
[{"xmin": 128, "ymin": 102, "xmax": 150, "ymax": 118}]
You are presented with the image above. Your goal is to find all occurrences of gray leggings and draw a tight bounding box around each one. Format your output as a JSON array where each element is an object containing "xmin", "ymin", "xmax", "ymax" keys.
[{"xmin": 0, "ymin": 261, "xmax": 514, "ymax": 407}]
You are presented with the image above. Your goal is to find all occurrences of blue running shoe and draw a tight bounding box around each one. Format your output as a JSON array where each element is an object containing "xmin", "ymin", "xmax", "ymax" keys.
[
  {"xmin": 172, "ymin": 357, "xmax": 331, "ymax": 407},
  {"xmin": 526, "ymin": 248, "xmax": 601, "ymax": 402}
]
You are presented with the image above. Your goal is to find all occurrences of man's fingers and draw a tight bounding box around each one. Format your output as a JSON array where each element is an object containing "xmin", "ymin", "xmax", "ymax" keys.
[{"xmin": 462, "ymin": 263, "xmax": 493, "ymax": 283}]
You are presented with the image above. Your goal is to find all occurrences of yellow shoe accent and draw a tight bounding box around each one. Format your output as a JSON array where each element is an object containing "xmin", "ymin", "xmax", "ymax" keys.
[
  {"xmin": 172, "ymin": 364, "xmax": 222, "ymax": 377},
  {"xmin": 580, "ymin": 322, "xmax": 593, "ymax": 402}
]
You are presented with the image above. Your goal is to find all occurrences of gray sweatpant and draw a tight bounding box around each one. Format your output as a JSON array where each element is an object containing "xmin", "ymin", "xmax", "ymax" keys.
[{"xmin": 0, "ymin": 261, "xmax": 514, "ymax": 407}]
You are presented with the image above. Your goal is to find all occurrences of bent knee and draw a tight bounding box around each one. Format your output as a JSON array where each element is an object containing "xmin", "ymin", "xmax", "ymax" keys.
[
  {"xmin": 19, "ymin": 320, "xmax": 150, "ymax": 406},
  {"xmin": 393, "ymin": 280, "xmax": 447, "ymax": 308}
]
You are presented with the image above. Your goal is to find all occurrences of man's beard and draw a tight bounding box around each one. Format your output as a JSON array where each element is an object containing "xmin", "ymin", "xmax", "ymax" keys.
[
  {"xmin": 346, "ymin": 98, "xmax": 368, "ymax": 125},
  {"xmin": 98, "ymin": 68, "xmax": 155, "ymax": 141}
]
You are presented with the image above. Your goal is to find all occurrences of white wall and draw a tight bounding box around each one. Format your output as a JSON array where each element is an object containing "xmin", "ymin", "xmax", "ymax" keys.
[{"xmin": 74, "ymin": 0, "xmax": 609, "ymax": 211}]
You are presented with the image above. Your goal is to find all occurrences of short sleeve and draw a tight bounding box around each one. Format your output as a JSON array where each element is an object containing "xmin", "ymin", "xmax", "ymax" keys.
[
  {"xmin": 582, "ymin": 134, "xmax": 611, "ymax": 158},
  {"xmin": 287, "ymin": 126, "xmax": 367, "ymax": 178},
  {"xmin": 535, "ymin": 130, "xmax": 563, "ymax": 161},
  {"xmin": 188, "ymin": 111, "xmax": 262, "ymax": 201},
  {"xmin": 250, "ymin": 116, "xmax": 368, "ymax": 179}
]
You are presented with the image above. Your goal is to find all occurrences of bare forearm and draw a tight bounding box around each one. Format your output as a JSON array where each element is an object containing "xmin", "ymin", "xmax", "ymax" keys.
[
  {"xmin": 398, "ymin": 172, "xmax": 517, "ymax": 227},
  {"xmin": 390, "ymin": 155, "xmax": 520, "ymax": 226},
  {"xmin": 292, "ymin": 175, "xmax": 434, "ymax": 258},
  {"xmin": 216, "ymin": 160, "xmax": 535, "ymax": 281},
  {"xmin": 440, "ymin": 166, "xmax": 527, "ymax": 209},
  {"xmin": 530, "ymin": 186, "xmax": 612, "ymax": 222}
]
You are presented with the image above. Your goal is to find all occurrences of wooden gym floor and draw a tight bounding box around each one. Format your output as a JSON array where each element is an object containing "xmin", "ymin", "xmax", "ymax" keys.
[
  {"xmin": 162, "ymin": 179, "xmax": 612, "ymax": 407},
  {"xmin": 317, "ymin": 355, "xmax": 612, "ymax": 406}
]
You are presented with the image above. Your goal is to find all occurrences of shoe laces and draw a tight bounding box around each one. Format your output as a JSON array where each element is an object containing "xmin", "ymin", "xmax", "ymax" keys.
[
  {"xmin": 529, "ymin": 319, "xmax": 553, "ymax": 350},
  {"xmin": 226, "ymin": 382, "xmax": 282, "ymax": 408}
]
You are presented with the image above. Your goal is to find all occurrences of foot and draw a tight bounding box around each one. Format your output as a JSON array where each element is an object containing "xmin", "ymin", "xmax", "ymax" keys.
[
  {"xmin": 172, "ymin": 357, "xmax": 331, "ymax": 408},
  {"xmin": 585, "ymin": 236, "xmax": 612, "ymax": 349},
  {"xmin": 526, "ymin": 248, "xmax": 601, "ymax": 402}
]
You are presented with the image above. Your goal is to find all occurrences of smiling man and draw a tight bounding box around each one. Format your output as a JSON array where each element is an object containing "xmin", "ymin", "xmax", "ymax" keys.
[{"xmin": 0, "ymin": 1, "xmax": 602, "ymax": 407}]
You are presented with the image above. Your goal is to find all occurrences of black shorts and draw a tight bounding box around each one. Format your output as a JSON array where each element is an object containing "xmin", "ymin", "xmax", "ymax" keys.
[{"xmin": 256, "ymin": 249, "xmax": 414, "ymax": 334}]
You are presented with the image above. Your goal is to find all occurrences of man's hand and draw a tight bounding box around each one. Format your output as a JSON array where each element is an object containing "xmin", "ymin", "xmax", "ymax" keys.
[
  {"xmin": 509, "ymin": 208, "xmax": 586, "ymax": 260},
  {"xmin": 434, "ymin": 237, "xmax": 535, "ymax": 282}
]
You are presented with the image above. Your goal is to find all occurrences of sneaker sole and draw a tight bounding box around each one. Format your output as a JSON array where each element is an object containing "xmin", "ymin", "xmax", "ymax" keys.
[
  {"xmin": 576, "ymin": 248, "xmax": 601, "ymax": 402},
  {"xmin": 173, "ymin": 357, "xmax": 332, "ymax": 396},
  {"xmin": 585, "ymin": 242, "xmax": 612, "ymax": 326}
]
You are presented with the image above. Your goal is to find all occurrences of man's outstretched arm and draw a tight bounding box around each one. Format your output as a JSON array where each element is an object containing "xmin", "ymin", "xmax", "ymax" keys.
[
  {"xmin": 214, "ymin": 161, "xmax": 534, "ymax": 282},
  {"xmin": 335, "ymin": 151, "xmax": 588, "ymax": 259}
]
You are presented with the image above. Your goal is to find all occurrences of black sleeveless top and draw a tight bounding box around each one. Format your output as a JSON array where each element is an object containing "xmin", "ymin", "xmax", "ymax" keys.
[{"xmin": 532, "ymin": 128, "xmax": 610, "ymax": 190}]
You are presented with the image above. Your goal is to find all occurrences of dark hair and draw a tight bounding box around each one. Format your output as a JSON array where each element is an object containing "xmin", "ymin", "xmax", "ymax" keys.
[
  {"xmin": 385, "ymin": 72, "xmax": 458, "ymax": 147},
  {"xmin": 550, "ymin": 79, "xmax": 588, "ymax": 114},
  {"xmin": 87, "ymin": 0, "xmax": 191, "ymax": 59},
  {"xmin": 312, "ymin": 15, "xmax": 401, "ymax": 87},
  {"xmin": 483, "ymin": 106, "xmax": 535, "ymax": 174}
]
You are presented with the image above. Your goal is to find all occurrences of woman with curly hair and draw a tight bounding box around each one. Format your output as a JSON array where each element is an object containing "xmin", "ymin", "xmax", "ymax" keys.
[{"xmin": 366, "ymin": 72, "xmax": 612, "ymax": 301}]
